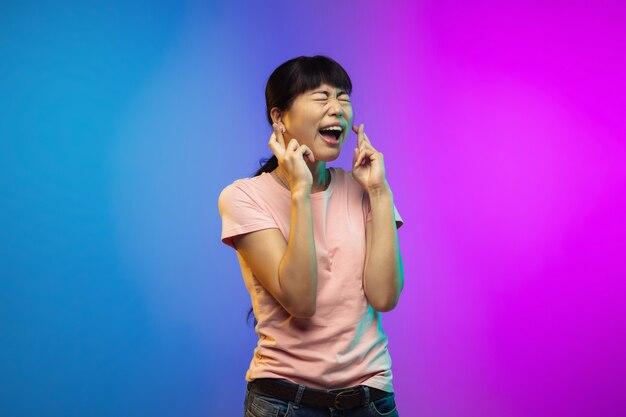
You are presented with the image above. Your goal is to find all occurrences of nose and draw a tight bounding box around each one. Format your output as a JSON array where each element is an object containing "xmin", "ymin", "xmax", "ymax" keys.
[{"xmin": 328, "ymin": 98, "xmax": 343, "ymax": 118}]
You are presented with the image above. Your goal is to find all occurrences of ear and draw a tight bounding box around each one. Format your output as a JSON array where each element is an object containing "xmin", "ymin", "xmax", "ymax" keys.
[{"xmin": 270, "ymin": 107, "xmax": 284, "ymax": 125}]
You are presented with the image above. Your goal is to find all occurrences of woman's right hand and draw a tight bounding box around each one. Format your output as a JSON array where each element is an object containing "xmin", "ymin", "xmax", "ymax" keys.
[{"xmin": 268, "ymin": 122, "xmax": 314, "ymax": 193}]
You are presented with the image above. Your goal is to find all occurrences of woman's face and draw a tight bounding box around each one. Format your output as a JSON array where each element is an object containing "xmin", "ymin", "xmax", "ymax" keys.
[{"xmin": 277, "ymin": 83, "xmax": 354, "ymax": 162}]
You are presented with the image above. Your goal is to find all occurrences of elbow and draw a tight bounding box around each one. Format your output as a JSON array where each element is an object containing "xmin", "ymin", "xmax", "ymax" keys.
[
  {"xmin": 289, "ymin": 303, "xmax": 316, "ymax": 318},
  {"xmin": 278, "ymin": 268, "xmax": 318, "ymax": 319},
  {"xmin": 364, "ymin": 266, "xmax": 404, "ymax": 313},
  {"xmin": 368, "ymin": 288, "xmax": 402, "ymax": 312},
  {"xmin": 371, "ymin": 298, "xmax": 399, "ymax": 313},
  {"xmin": 284, "ymin": 293, "xmax": 317, "ymax": 318}
]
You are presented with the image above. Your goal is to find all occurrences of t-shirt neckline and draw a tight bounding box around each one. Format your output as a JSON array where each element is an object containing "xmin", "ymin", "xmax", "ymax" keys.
[{"xmin": 262, "ymin": 167, "xmax": 335, "ymax": 199}]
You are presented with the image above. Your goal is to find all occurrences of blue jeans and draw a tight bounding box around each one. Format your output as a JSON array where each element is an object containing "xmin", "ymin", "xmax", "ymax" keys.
[{"xmin": 243, "ymin": 379, "xmax": 400, "ymax": 417}]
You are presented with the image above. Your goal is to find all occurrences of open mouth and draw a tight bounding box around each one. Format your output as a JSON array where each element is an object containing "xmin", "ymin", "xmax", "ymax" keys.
[{"xmin": 318, "ymin": 127, "xmax": 342, "ymax": 143}]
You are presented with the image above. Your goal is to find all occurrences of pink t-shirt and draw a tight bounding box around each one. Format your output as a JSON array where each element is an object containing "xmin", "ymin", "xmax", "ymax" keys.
[{"xmin": 218, "ymin": 167, "xmax": 403, "ymax": 392}]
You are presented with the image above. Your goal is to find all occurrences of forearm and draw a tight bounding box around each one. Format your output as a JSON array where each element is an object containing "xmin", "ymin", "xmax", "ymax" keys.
[
  {"xmin": 364, "ymin": 185, "xmax": 404, "ymax": 311},
  {"xmin": 278, "ymin": 190, "xmax": 318, "ymax": 316}
]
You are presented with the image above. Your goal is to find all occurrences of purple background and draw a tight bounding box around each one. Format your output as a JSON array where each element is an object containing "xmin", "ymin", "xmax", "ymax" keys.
[{"xmin": 2, "ymin": 1, "xmax": 625, "ymax": 416}]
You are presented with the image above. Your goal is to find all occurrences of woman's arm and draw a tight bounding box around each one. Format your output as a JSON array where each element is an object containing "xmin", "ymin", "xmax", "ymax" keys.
[
  {"xmin": 351, "ymin": 123, "xmax": 404, "ymax": 312},
  {"xmin": 232, "ymin": 122, "xmax": 318, "ymax": 318},
  {"xmin": 232, "ymin": 189, "xmax": 317, "ymax": 318},
  {"xmin": 363, "ymin": 185, "xmax": 404, "ymax": 312}
]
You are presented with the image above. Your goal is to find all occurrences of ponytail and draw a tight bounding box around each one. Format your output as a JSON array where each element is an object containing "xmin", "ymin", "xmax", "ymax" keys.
[{"xmin": 254, "ymin": 155, "xmax": 278, "ymax": 176}]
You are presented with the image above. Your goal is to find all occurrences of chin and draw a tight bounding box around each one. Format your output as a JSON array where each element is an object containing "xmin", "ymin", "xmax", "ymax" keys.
[
  {"xmin": 314, "ymin": 148, "xmax": 342, "ymax": 162},
  {"xmin": 317, "ymin": 155, "xmax": 340, "ymax": 163}
]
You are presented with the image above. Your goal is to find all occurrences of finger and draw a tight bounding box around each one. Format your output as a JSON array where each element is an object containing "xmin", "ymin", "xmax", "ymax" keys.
[
  {"xmin": 357, "ymin": 128, "xmax": 377, "ymax": 158},
  {"xmin": 352, "ymin": 146, "xmax": 358, "ymax": 167},
  {"xmin": 352, "ymin": 123, "xmax": 364, "ymax": 148},
  {"xmin": 355, "ymin": 146, "xmax": 374, "ymax": 168},
  {"xmin": 299, "ymin": 145, "xmax": 315, "ymax": 163},
  {"xmin": 357, "ymin": 126, "xmax": 367, "ymax": 153},
  {"xmin": 360, "ymin": 133, "xmax": 375, "ymax": 152},
  {"xmin": 353, "ymin": 147, "xmax": 367, "ymax": 169},
  {"xmin": 362, "ymin": 130, "xmax": 371, "ymax": 144},
  {"xmin": 268, "ymin": 132, "xmax": 285, "ymax": 158},
  {"xmin": 270, "ymin": 125, "xmax": 283, "ymax": 153},
  {"xmin": 273, "ymin": 123, "xmax": 286, "ymax": 149},
  {"xmin": 286, "ymin": 138, "xmax": 300, "ymax": 153},
  {"xmin": 354, "ymin": 147, "xmax": 365, "ymax": 167}
]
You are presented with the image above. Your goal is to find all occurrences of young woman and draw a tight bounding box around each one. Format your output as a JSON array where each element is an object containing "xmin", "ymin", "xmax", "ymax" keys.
[{"xmin": 218, "ymin": 55, "xmax": 404, "ymax": 417}]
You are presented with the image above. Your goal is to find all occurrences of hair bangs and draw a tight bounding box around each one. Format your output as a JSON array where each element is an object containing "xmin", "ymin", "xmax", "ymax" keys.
[{"xmin": 290, "ymin": 56, "xmax": 353, "ymax": 98}]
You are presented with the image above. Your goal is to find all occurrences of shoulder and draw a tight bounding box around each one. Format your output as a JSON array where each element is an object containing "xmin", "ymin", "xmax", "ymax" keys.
[
  {"xmin": 218, "ymin": 177, "xmax": 248, "ymax": 201},
  {"xmin": 218, "ymin": 173, "xmax": 283, "ymax": 214},
  {"xmin": 218, "ymin": 176, "xmax": 260, "ymax": 211},
  {"xmin": 218, "ymin": 175, "xmax": 283, "ymax": 248}
]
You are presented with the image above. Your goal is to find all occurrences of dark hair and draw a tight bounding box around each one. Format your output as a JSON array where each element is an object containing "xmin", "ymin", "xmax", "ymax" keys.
[{"xmin": 247, "ymin": 55, "xmax": 353, "ymax": 326}]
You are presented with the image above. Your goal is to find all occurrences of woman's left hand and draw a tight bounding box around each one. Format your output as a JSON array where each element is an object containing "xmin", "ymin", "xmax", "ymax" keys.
[{"xmin": 352, "ymin": 123, "xmax": 389, "ymax": 193}]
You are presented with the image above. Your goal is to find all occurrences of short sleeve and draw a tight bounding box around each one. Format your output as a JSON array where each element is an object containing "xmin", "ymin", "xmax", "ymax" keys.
[
  {"xmin": 218, "ymin": 182, "xmax": 278, "ymax": 249},
  {"xmin": 363, "ymin": 193, "xmax": 404, "ymax": 229}
]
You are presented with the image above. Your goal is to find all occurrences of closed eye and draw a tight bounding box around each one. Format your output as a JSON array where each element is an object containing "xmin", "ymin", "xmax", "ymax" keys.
[
  {"xmin": 313, "ymin": 96, "xmax": 351, "ymax": 102},
  {"xmin": 312, "ymin": 90, "xmax": 350, "ymax": 99}
]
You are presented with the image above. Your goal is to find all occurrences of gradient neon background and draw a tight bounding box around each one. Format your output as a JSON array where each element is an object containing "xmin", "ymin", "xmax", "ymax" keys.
[{"xmin": 2, "ymin": 1, "xmax": 625, "ymax": 416}]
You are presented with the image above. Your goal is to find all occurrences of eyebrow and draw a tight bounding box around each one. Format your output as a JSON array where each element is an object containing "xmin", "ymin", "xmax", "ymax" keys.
[{"xmin": 310, "ymin": 89, "xmax": 349, "ymax": 96}]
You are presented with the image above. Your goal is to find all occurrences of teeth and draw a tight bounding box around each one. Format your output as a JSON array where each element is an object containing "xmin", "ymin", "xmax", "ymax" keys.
[{"xmin": 321, "ymin": 126, "xmax": 342, "ymax": 131}]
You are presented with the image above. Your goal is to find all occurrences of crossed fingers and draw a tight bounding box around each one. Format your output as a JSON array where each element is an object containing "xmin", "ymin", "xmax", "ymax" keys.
[
  {"xmin": 268, "ymin": 122, "xmax": 287, "ymax": 157},
  {"xmin": 352, "ymin": 123, "xmax": 377, "ymax": 168}
]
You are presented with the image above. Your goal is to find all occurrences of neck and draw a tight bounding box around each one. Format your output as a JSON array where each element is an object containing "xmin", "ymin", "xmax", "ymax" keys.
[
  {"xmin": 309, "ymin": 161, "xmax": 328, "ymax": 191},
  {"xmin": 275, "ymin": 161, "xmax": 329, "ymax": 193}
]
